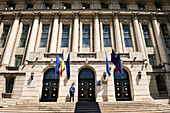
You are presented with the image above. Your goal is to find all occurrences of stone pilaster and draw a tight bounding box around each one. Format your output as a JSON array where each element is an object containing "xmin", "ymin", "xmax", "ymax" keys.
[
  {"xmin": 132, "ymin": 13, "xmax": 145, "ymax": 53},
  {"xmin": 113, "ymin": 12, "xmax": 123, "ymax": 53},
  {"xmin": 72, "ymin": 12, "xmax": 79, "ymax": 52},
  {"xmin": 150, "ymin": 13, "xmax": 169, "ymax": 70},
  {"xmin": 25, "ymin": 12, "xmax": 40, "ymax": 61},
  {"xmin": 93, "ymin": 12, "xmax": 101, "ymax": 52},
  {"xmin": 49, "ymin": 12, "xmax": 60, "ymax": 53},
  {"xmin": 1, "ymin": 13, "xmax": 21, "ymax": 66}
]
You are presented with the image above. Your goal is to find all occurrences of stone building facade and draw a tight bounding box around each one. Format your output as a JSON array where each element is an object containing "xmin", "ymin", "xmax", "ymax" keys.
[{"xmin": 0, "ymin": 0, "xmax": 170, "ymax": 104}]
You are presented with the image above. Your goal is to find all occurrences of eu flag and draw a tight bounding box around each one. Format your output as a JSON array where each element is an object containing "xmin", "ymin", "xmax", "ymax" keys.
[
  {"xmin": 66, "ymin": 53, "xmax": 70, "ymax": 79},
  {"xmin": 111, "ymin": 49, "xmax": 116, "ymax": 63},
  {"xmin": 54, "ymin": 55, "xmax": 61, "ymax": 78},
  {"xmin": 106, "ymin": 52, "xmax": 111, "ymax": 76}
]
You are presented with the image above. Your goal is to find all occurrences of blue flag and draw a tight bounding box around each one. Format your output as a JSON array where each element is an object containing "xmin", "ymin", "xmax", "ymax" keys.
[
  {"xmin": 117, "ymin": 53, "xmax": 124, "ymax": 75},
  {"xmin": 66, "ymin": 53, "xmax": 70, "ymax": 79},
  {"xmin": 54, "ymin": 55, "xmax": 61, "ymax": 78},
  {"xmin": 106, "ymin": 52, "xmax": 111, "ymax": 76},
  {"xmin": 111, "ymin": 49, "xmax": 116, "ymax": 63}
]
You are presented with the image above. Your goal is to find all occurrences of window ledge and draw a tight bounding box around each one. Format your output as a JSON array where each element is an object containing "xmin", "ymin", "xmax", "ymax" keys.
[
  {"xmin": 6, "ymin": 66, "xmax": 19, "ymax": 70},
  {"xmin": 2, "ymin": 93, "xmax": 12, "ymax": 98}
]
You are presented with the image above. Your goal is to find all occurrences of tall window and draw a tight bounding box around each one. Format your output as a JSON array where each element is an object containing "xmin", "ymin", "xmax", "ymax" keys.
[
  {"xmin": 6, "ymin": 77, "xmax": 15, "ymax": 93},
  {"xmin": 138, "ymin": 3, "xmax": 145, "ymax": 10},
  {"xmin": 26, "ymin": 4, "xmax": 34, "ymax": 9},
  {"xmin": 142, "ymin": 25, "xmax": 153, "ymax": 47},
  {"xmin": 44, "ymin": 3, "xmax": 52, "ymax": 9},
  {"xmin": 123, "ymin": 25, "xmax": 132, "ymax": 47},
  {"xmin": 156, "ymin": 75, "xmax": 168, "ymax": 96},
  {"xmin": 160, "ymin": 24, "xmax": 170, "ymax": 48},
  {"xmin": 103, "ymin": 24, "xmax": 111, "ymax": 47},
  {"xmin": 101, "ymin": 3, "xmax": 108, "ymax": 9},
  {"xmin": 148, "ymin": 55, "xmax": 156, "ymax": 66},
  {"xmin": 155, "ymin": 3, "xmax": 162, "ymax": 10},
  {"xmin": 120, "ymin": 3, "xmax": 127, "ymax": 9},
  {"xmin": 5, "ymin": 3, "xmax": 15, "ymax": 10},
  {"xmin": 64, "ymin": 4, "xmax": 71, "ymax": 9},
  {"xmin": 61, "ymin": 25, "xmax": 70, "ymax": 47},
  {"xmin": 82, "ymin": 4, "xmax": 90, "ymax": 9},
  {"xmin": 83, "ymin": 25, "xmax": 90, "ymax": 47},
  {"xmin": 40, "ymin": 24, "xmax": 50, "ymax": 47},
  {"xmin": 0, "ymin": 25, "xmax": 10, "ymax": 48},
  {"xmin": 19, "ymin": 25, "xmax": 29, "ymax": 47},
  {"xmin": 15, "ymin": 56, "xmax": 23, "ymax": 67}
]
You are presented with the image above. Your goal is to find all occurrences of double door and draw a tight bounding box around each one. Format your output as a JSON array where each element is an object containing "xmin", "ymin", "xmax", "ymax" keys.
[
  {"xmin": 115, "ymin": 80, "xmax": 131, "ymax": 101},
  {"xmin": 41, "ymin": 80, "xmax": 59, "ymax": 102},
  {"xmin": 78, "ymin": 80, "xmax": 95, "ymax": 101}
]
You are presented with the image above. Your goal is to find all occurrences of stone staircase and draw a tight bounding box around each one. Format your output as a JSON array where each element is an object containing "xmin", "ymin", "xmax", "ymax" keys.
[
  {"xmin": 0, "ymin": 102, "xmax": 76, "ymax": 113},
  {"xmin": 99, "ymin": 101, "xmax": 170, "ymax": 113}
]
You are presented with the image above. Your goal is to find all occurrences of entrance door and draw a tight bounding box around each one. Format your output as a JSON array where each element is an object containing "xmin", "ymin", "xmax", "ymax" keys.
[
  {"xmin": 78, "ymin": 68, "xmax": 95, "ymax": 101},
  {"xmin": 114, "ymin": 69, "xmax": 131, "ymax": 101},
  {"xmin": 41, "ymin": 69, "xmax": 59, "ymax": 102}
]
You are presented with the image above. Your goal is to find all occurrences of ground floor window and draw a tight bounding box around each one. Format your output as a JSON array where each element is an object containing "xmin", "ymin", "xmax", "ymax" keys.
[{"xmin": 156, "ymin": 75, "xmax": 168, "ymax": 97}]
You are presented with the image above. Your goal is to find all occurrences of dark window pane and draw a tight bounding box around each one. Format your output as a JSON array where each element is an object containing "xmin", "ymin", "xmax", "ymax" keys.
[
  {"xmin": 160, "ymin": 24, "xmax": 170, "ymax": 48},
  {"xmin": 103, "ymin": 25, "xmax": 111, "ymax": 47},
  {"xmin": 15, "ymin": 56, "xmax": 23, "ymax": 67},
  {"xmin": 19, "ymin": 25, "xmax": 29, "ymax": 47},
  {"xmin": 6, "ymin": 77, "xmax": 15, "ymax": 93},
  {"xmin": 142, "ymin": 25, "xmax": 153, "ymax": 47},
  {"xmin": 83, "ymin": 25, "xmax": 90, "ymax": 47},
  {"xmin": 148, "ymin": 55, "xmax": 157, "ymax": 66},
  {"xmin": 61, "ymin": 25, "xmax": 70, "ymax": 47},
  {"xmin": 123, "ymin": 25, "xmax": 132, "ymax": 47},
  {"xmin": 40, "ymin": 25, "xmax": 49, "ymax": 47},
  {"xmin": 0, "ymin": 25, "xmax": 10, "ymax": 48},
  {"xmin": 120, "ymin": 3, "xmax": 127, "ymax": 9}
]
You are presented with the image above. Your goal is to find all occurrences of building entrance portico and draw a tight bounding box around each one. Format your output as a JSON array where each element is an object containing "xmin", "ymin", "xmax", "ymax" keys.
[{"xmin": 78, "ymin": 68, "xmax": 95, "ymax": 101}]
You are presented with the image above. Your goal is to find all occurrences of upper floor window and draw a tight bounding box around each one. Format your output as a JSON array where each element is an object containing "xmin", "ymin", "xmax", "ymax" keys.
[
  {"xmin": 0, "ymin": 25, "xmax": 10, "ymax": 48},
  {"xmin": 19, "ymin": 25, "xmax": 29, "ymax": 47},
  {"xmin": 61, "ymin": 25, "xmax": 70, "ymax": 47},
  {"xmin": 5, "ymin": 3, "xmax": 15, "ymax": 10},
  {"xmin": 15, "ymin": 55, "xmax": 23, "ymax": 67},
  {"xmin": 62, "ymin": 3, "xmax": 71, "ymax": 9},
  {"xmin": 142, "ymin": 25, "xmax": 153, "ymax": 47},
  {"xmin": 123, "ymin": 25, "xmax": 132, "ymax": 47},
  {"xmin": 155, "ymin": 3, "xmax": 162, "ymax": 10},
  {"xmin": 120, "ymin": 3, "xmax": 127, "ymax": 10},
  {"xmin": 101, "ymin": 3, "xmax": 108, "ymax": 9},
  {"xmin": 148, "ymin": 54, "xmax": 157, "ymax": 66},
  {"xmin": 103, "ymin": 24, "xmax": 111, "ymax": 47},
  {"xmin": 83, "ymin": 24, "xmax": 90, "ymax": 47},
  {"xmin": 160, "ymin": 24, "xmax": 170, "ymax": 48},
  {"xmin": 137, "ymin": 3, "xmax": 145, "ymax": 10},
  {"xmin": 44, "ymin": 3, "xmax": 52, "ymax": 9},
  {"xmin": 26, "ymin": 4, "xmax": 34, "ymax": 9},
  {"xmin": 40, "ymin": 24, "xmax": 50, "ymax": 47},
  {"xmin": 82, "ymin": 4, "xmax": 90, "ymax": 9}
]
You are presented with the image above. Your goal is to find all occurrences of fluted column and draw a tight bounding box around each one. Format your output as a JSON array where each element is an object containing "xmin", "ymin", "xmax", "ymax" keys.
[
  {"xmin": 113, "ymin": 13, "xmax": 123, "ymax": 53},
  {"xmin": 1, "ymin": 13, "xmax": 20, "ymax": 66},
  {"xmin": 25, "ymin": 13, "xmax": 40, "ymax": 61},
  {"xmin": 150, "ymin": 13, "xmax": 169, "ymax": 63},
  {"xmin": 49, "ymin": 12, "xmax": 60, "ymax": 53},
  {"xmin": 132, "ymin": 13, "xmax": 145, "ymax": 52},
  {"xmin": 93, "ymin": 13, "xmax": 101, "ymax": 52}
]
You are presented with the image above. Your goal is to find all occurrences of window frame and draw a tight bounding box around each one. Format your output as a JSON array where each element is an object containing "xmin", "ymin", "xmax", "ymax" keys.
[
  {"xmin": 142, "ymin": 25, "xmax": 153, "ymax": 47},
  {"xmin": 148, "ymin": 54, "xmax": 157, "ymax": 66},
  {"xmin": 122, "ymin": 24, "xmax": 132, "ymax": 47},
  {"xmin": 103, "ymin": 24, "xmax": 111, "ymax": 47},
  {"xmin": 82, "ymin": 24, "xmax": 90, "ymax": 47},
  {"xmin": 61, "ymin": 24, "xmax": 70, "ymax": 47},
  {"xmin": 14, "ymin": 55, "xmax": 23, "ymax": 67},
  {"xmin": 0, "ymin": 25, "xmax": 10, "ymax": 48},
  {"xmin": 40, "ymin": 24, "xmax": 50, "ymax": 47}
]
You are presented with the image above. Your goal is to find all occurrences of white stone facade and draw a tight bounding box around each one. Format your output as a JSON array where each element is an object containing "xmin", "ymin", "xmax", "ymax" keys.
[{"xmin": 0, "ymin": 0, "xmax": 170, "ymax": 104}]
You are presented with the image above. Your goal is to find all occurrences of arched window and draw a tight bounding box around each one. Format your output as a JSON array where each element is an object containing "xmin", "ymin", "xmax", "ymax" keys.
[
  {"xmin": 44, "ymin": 68, "xmax": 60, "ymax": 79},
  {"xmin": 79, "ymin": 68, "xmax": 95, "ymax": 80},
  {"xmin": 114, "ymin": 69, "xmax": 129, "ymax": 79},
  {"xmin": 156, "ymin": 75, "xmax": 168, "ymax": 96}
]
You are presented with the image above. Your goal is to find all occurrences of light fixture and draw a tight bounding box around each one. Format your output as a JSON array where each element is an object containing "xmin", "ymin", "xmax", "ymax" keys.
[
  {"xmin": 31, "ymin": 72, "xmax": 34, "ymax": 80},
  {"xmin": 138, "ymin": 71, "xmax": 142, "ymax": 79},
  {"xmin": 103, "ymin": 72, "xmax": 107, "ymax": 80}
]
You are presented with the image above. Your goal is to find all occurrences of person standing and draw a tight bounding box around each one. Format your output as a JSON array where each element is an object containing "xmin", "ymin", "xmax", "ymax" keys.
[{"xmin": 69, "ymin": 83, "xmax": 75, "ymax": 102}]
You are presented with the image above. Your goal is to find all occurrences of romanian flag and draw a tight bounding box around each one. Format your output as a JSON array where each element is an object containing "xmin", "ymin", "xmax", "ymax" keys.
[
  {"xmin": 111, "ymin": 49, "xmax": 120, "ymax": 73},
  {"xmin": 60, "ymin": 51, "xmax": 65, "ymax": 77}
]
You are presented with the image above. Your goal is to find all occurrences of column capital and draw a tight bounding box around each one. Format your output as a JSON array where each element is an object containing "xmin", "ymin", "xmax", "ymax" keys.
[
  {"xmin": 150, "ymin": 13, "xmax": 158, "ymax": 20},
  {"xmin": 93, "ymin": 12, "xmax": 100, "ymax": 19},
  {"xmin": 33, "ymin": 12, "xmax": 41, "ymax": 19},
  {"xmin": 13, "ymin": 13, "xmax": 21, "ymax": 20},
  {"xmin": 73, "ymin": 12, "xmax": 80, "ymax": 19},
  {"xmin": 131, "ymin": 13, "xmax": 139, "ymax": 20},
  {"xmin": 52, "ymin": 12, "xmax": 60, "ymax": 19},
  {"xmin": 112, "ymin": 12, "xmax": 120, "ymax": 19}
]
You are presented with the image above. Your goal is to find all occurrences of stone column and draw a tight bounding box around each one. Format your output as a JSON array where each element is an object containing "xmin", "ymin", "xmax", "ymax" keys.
[
  {"xmin": 93, "ymin": 13, "xmax": 101, "ymax": 52},
  {"xmin": 1, "ymin": 13, "xmax": 20, "ymax": 66},
  {"xmin": 113, "ymin": 13, "xmax": 123, "ymax": 53},
  {"xmin": 49, "ymin": 12, "xmax": 60, "ymax": 53},
  {"xmin": 150, "ymin": 13, "xmax": 169, "ymax": 66},
  {"xmin": 132, "ymin": 13, "xmax": 145, "ymax": 53},
  {"xmin": 25, "ymin": 13, "xmax": 40, "ymax": 61},
  {"xmin": 72, "ymin": 12, "xmax": 79, "ymax": 52}
]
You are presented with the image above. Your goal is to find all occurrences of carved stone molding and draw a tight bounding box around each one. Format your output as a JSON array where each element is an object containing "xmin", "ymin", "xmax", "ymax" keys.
[
  {"xmin": 13, "ymin": 13, "xmax": 21, "ymax": 20},
  {"xmin": 53, "ymin": 12, "xmax": 60, "ymax": 19},
  {"xmin": 33, "ymin": 12, "xmax": 40, "ymax": 19},
  {"xmin": 150, "ymin": 13, "xmax": 158, "ymax": 20},
  {"xmin": 93, "ymin": 12, "xmax": 100, "ymax": 19},
  {"xmin": 131, "ymin": 13, "xmax": 139, "ymax": 20},
  {"xmin": 73, "ymin": 12, "xmax": 80, "ymax": 19},
  {"xmin": 112, "ymin": 12, "xmax": 120, "ymax": 19}
]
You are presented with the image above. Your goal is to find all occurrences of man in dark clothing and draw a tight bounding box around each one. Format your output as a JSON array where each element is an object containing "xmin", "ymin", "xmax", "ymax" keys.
[{"xmin": 69, "ymin": 83, "xmax": 75, "ymax": 102}]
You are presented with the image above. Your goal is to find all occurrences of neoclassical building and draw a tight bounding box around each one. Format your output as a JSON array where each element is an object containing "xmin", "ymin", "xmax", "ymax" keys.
[{"xmin": 0, "ymin": 0, "xmax": 170, "ymax": 105}]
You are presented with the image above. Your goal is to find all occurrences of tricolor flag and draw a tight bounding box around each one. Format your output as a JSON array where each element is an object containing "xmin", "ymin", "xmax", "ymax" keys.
[
  {"xmin": 106, "ymin": 52, "xmax": 111, "ymax": 76},
  {"xmin": 60, "ymin": 51, "xmax": 65, "ymax": 77},
  {"xmin": 111, "ymin": 49, "xmax": 119, "ymax": 73},
  {"xmin": 54, "ymin": 55, "xmax": 61, "ymax": 78},
  {"xmin": 66, "ymin": 53, "xmax": 70, "ymax": 79}
]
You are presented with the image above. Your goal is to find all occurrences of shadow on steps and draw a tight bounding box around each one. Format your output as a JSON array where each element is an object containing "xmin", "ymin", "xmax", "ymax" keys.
[{"xmin": 75, "ymin": 101, "xmax": 101, "ymax": 113}]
